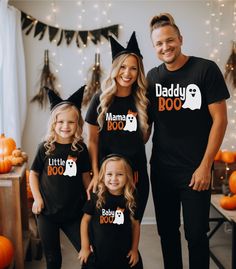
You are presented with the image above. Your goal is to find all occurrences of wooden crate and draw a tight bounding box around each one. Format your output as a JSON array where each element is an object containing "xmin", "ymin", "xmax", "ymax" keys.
[
  {"xmin": 0, "ymin": 163, "xmax": 31, "ymax": 269},
  {"xmin": 212, "ymin": 161, "xmax": 236, "ymax": 194}
]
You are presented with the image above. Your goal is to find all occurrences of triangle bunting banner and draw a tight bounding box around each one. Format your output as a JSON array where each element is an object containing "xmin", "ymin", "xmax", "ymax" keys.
[{"xmin": 20, "ymin": 10, "xmax": 120, "ymax": 48}]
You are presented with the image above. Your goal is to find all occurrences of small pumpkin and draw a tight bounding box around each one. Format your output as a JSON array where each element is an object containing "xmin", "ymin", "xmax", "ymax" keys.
[
  {"xmin": 229, "ymin": 171, "xmax": 236, "ymax": 194},
  {"xmin": 221, "ymin": 151, "xmax": 235, "ymax": 163},
  {"xmin": 220, "ymin": 195, "xmax": 236, "ymax": 210},
  {"xmin": 0, "ymin": 159, "xmax": 12, "ymax": 174},
  {"xmin": 12, "ymin": 148, "xmax": 22, "ymax": 158},
  {"xmin": 214, "ymin": 150, "xmax": 222, "ymax": 161},
  {"xmin": 21, "ymin": 152, "xmax": 28, "ymax": 162},
  {"xmin": 0, "ymin": 134, "xmax": 16, "ymax": 158},
  {"xmin": 0, "ymin": 235, "xmax": 14, "ymax": 269},
  {"xmin": 11, "ymin": 157, "xmax": 24, "ymax": 166}
]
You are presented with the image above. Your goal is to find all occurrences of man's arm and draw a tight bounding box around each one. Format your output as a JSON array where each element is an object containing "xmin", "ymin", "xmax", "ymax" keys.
[{"xmin": 189, "ymin": 100, "xmax": 228, "ymax": 191}]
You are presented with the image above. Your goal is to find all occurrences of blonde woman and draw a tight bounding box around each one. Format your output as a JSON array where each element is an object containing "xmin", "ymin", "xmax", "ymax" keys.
[
  {"xmin": 30, "ymin": 86, "xmax": 91, "ymax": 269},
  {"xmin": 86, "ymin": 32, "xmax": 150, "ymax": 220},
  {"xmin": 79, "ymin": 154, "xmax": 143, "ymax": 269}
]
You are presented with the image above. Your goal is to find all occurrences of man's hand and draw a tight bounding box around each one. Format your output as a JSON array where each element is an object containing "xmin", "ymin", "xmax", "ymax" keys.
[{"xmin": 189, "ymin": 165, "xmax": 211, "ymax": 191}]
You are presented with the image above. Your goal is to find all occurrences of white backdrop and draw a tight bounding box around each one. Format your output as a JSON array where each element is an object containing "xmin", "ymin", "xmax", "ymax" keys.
[{"xmin": 9, "ymin": 0, "xmax": 236, "ymax": 222}]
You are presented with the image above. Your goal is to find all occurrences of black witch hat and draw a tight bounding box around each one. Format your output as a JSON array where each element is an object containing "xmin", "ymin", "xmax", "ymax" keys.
[
  {"xmin": 109, "ymin": 31, "xmax": 143, "ymax": 61},
  {"xmin": 46, "ymin": 85, "xmax": 86, "ymax": 111}
]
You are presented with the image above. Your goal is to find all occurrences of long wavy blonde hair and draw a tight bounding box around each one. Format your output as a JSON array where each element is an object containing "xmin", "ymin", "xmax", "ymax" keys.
[
  {"xmin": 97, "ymin": 53, "xmax": 149, "ymax": 138},
  {"xmin": 96, "ymin": 156, "xmax": 136, "ymax": 217},
  {"xmin": 44, "ymin": 104, "xmax": 84, "ymax": 155}
]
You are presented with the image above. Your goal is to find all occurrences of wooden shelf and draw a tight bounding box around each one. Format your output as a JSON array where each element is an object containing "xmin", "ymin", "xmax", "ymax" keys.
[{"xmin": 0, "ymin": 163, "xmax": 30, "ymax": 269}]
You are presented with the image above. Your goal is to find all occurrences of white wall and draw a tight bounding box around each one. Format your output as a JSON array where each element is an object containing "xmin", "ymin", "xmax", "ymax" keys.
[{"xmin": 9, "ymin": 0, "xmax": 236, "ymax": 222}]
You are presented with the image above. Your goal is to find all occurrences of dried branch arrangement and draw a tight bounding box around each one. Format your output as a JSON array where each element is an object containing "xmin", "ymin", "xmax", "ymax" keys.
[
  {"xmin": 82, "ymin": 53, "xmax": 102, "ymax": 107},
  {"xmin": 225, "ymin": 41, "xmax": 236, "ymax": 88},
  {"xmin": 31, "ymin": 50, "xmax": 60, "ymax": 108}
]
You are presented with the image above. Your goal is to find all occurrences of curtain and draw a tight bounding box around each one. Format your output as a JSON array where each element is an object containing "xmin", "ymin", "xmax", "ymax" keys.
[{"xmin": 0, "ymin": 0, "xmax": 27, "ymax": 147}]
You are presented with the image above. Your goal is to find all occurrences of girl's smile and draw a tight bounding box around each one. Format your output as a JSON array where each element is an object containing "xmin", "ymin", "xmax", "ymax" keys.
[
  {"xmin": 104, "ymin": 160, "xmax": 127, "ymax": 195},
  {"xmin": 55, "ymin": 108, "xmax": 78, "ymax": 143}
]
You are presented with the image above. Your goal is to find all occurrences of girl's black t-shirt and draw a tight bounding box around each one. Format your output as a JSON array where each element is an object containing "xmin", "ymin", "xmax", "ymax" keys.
[
  {"xmin": 31, "ymin": 142, "xmax": 91, "ymax": 221},
  {"xmin": 83, "ymin": 192, "xmax": 140, "ymax": 268}
]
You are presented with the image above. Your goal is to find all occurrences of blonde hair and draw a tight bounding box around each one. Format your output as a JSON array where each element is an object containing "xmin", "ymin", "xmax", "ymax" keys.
[
  {"xmin": 150, "ymin": 12, "xmax": 181, "ymax": 36},
  {"xmin": 96, "ymin": 156, "xmax": 136, "ymax": 217},
  {"xmin": 97, "ymin": 53, "xmax": 149, "ymax": 138},
  {"xmin": 44, "ymin": 104, "xmax": 84, "ymax": 155}
]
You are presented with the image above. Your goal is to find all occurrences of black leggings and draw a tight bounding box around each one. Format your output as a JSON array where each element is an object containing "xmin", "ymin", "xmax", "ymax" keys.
[
  {"xmin": 151, "ymin": 166, "xmax": 211, "ymax": 269},
  {"xmin": 37, "ymin": 214, "xmax": 81, "ymax": 269}
]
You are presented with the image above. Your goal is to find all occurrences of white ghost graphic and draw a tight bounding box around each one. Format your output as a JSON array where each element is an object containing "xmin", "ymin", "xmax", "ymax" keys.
[
  {"xmin": 182, "ymin": 84, "xmax": 201, "ymax": 110},
  {"xmin": 123, "ymin": 110, "xmax": 137, "ymax": 132},
  {"xmin": 63, "ymin": 156, "xmax": 77, "ymax": 177},
  {"xmin": 113, "ymin": 208, "xmax": 124, "ymax": 225}
]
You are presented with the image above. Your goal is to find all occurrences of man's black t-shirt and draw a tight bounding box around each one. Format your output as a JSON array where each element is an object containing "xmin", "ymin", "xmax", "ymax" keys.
[
  {"xmin": 31, "ymin": 142, "xmax": 91, "ymax": 221},
  {"xmin": 147, "ymin": 56, "xmax": 230, "ymax": 170}
]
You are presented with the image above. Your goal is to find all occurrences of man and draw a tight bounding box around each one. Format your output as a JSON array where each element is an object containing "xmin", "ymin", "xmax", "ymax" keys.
[{"xmin": 147, "ymin": 13, "xmax": 229, "ymax": 269}]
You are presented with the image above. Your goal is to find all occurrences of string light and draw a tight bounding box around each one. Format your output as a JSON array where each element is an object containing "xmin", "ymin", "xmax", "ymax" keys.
[
  {"xmin": 43, "ymin": 1, "xmax": 114, "ymax": 87},
  {"xmin": 205, "ymin": 1, "xmax": 236, "ymax": 151}
]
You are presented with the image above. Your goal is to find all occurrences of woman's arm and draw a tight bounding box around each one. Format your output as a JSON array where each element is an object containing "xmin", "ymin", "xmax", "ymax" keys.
[
  {"xmin": 86, "ymin": 123, "xmax": 100, "ymax": 197},
  {"xmin": 143, "ymin": 124, "xmax": 152, "ymax": 144},
  {"xmin": 82, "ymin": 172, "xmax": 91, "ymax": 190},
  {"xmin": 127, "ymin": 218, "xmax": 140, "ymax": 267},
  {"xmin": 78, "ymin": 213, "xmax": 92, "ymax": 264},
  {"xmin": 29, "ymin": 170, "xmax": 44, "ymax": 214}
]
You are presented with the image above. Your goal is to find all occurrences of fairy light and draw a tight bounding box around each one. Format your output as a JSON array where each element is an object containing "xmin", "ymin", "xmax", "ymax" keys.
[
  {"xmin": 205, "ymin": 0, "xmax": 225, "ymax": 61},
  {"xmin": 44, "ymin": 1, "xmax": 115, "ymax": 85},
  {"xmin": 205, "ymin": 1, "xmax": 236, "ymax": 151}
]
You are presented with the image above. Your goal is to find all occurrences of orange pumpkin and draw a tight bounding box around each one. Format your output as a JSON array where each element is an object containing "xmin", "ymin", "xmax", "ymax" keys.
[
  {"xmin": 0, "ymin": 159, "xmax": 12, "ymax": 174},
  {"xmin": 229, "ymin": 171, "xmax": 236, "ymax": 194},
  {"xmin": 220, "ymin": 195, "xmax": 236, "ymax": 210},
  {"xmin": 233, "ymin": 151, "xmax": 236, "ymax": 162},
  {"xmin": 221, "ymin": 151, "xmax": 235, "ymax": 163},
  {"xmin": 0, "ymin": 134, "xmax": 16, "ymax": 158},
  {"xmin": 214, "ymin": 150, "xmax": 222, "ymax": 161},
  {"xmin": 0, "ymin": 236, "xmax": 14, "ymax": 269}
]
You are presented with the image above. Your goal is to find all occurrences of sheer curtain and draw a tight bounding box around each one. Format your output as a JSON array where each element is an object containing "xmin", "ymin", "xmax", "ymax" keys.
[{"xmin": 0, "ymin": 0, "xmax": 26, "ymax": 147}]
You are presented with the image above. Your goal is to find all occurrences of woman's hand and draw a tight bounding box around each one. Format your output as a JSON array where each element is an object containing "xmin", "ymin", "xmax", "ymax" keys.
[{"xmin": 86, "ymin": 175, "xmax": 98, "ymax": 200}]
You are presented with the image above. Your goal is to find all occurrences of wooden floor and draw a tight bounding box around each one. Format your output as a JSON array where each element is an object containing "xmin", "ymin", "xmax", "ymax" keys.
[{"xmin": 25, "ymin": 221, "xmax": 231, "ymax": 269}]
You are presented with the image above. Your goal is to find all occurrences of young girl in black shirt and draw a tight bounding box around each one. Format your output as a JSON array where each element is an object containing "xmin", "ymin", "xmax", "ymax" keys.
[{"xmin": 30, "ymin": 86, "xmax": 91, "ymax": 269}]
